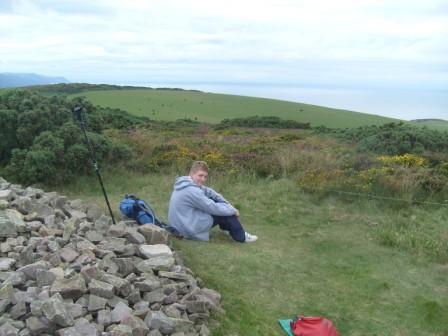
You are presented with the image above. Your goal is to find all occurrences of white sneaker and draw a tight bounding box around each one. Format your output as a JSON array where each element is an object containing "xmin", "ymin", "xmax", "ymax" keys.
[{"xmin": 244, "ymin": 232, "xmax": 258, "ymax": 243}]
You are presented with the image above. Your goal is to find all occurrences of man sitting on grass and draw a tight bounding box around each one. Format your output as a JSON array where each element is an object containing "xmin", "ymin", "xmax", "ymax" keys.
[{"xmin": 168, "ymin": 160, "xmax": 258, "ymax": 243}]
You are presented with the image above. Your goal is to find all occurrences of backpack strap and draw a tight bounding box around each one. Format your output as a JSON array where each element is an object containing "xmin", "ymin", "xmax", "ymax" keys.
[{"xmin": 135, "ymin": 199, "xmax": 158, "ymax": 224}]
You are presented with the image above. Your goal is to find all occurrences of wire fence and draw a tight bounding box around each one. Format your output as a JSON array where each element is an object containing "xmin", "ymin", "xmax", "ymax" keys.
[{"xmin": 298, "ymin": 185, "xmax": 448, "ymax": 207}]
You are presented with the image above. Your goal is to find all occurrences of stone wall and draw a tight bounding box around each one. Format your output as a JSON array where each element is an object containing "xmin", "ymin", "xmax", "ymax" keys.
[{"xmin": 0, "ymin": 177, "xmax": 222, "ymax": 336}]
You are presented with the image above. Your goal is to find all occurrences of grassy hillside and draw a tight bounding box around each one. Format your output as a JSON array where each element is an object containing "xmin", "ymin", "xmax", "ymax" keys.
[
  {"xmin": 71, "ymin": 88, "xmax": 399, "ymax": 128},
  {"xmin": 410, "ymin": 119, "xmax": 448, "ymax": 131},
  {"xmin": 54, "ymin": 124, "xmax": 448, "ymax": 335},
  {"xmin": 58, "ymin": 170, "xmax": 448, "ymax": 336}
]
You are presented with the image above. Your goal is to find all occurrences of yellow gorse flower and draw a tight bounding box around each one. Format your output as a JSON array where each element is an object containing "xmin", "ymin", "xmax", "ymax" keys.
[
  {"xmin": 203, "ymin": 150, "xmax": 225, "ymax": 167},
  {"xmin": 377, "ymin": 154, "xmax": 428, "ymax": 168}
]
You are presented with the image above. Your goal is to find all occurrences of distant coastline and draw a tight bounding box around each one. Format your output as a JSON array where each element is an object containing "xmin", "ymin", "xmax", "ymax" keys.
[{"xmin": 0, "ymin": 72, "xmax": 69, "ymax": 88}]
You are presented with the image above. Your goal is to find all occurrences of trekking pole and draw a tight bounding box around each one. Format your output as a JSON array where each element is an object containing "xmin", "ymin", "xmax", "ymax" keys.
[{"xmin": 73, "ymin": 105, "xmax": 116, "ymax": 224}]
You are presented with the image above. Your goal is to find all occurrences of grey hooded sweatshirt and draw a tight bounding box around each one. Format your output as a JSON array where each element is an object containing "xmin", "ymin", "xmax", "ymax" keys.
[{"xmin": 168, "ymin": 176, "xmax": 237, "ymax": 241}]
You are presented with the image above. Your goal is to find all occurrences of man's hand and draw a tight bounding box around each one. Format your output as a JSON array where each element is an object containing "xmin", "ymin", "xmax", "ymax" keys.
[{"xmin": 235, "ymin": 209, "xmax": 240, "ymax": 218}]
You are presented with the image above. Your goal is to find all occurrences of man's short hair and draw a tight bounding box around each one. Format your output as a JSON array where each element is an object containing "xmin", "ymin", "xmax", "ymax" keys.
[{"xmin": 190, "ymin": 161, "xmax": 209, "ymax": 174}]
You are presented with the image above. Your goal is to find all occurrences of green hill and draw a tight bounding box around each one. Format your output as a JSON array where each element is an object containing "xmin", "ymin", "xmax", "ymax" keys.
[
  {"xmin": 410, "ymin": 119, "xmax": 448, "ymax": 131},
  {"xmin": 71, "ymin": 88, "xmax": 400, "ymax": 128}
]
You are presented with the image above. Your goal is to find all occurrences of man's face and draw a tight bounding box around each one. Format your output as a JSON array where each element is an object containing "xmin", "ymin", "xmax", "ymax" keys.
[{"xmin": 190, "ymin": 169, "xmax": 208, "ymax": 187}]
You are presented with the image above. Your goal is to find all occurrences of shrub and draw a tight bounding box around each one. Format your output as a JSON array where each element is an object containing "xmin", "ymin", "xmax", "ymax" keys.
[
  {"xmin": 202, "ymin": 150, "xmax": 226, "ymax": 169},
  {"xmin": 377, "ymin": 154, "xmax": 428, "ymax": 168},
  {"xmin": 321, "ymin": 122, "xmax": 448, "ymax": 155},
  {"xmin": 148, "ymin": 143, "xmax": 198, "ymax": 172},
  {"xmin": 278, "ymin": 133, "xmax": 302, "ymax": 142},
  {"xmin": 0, "ymin": 109, "xmax": 19, "ymax": 164},
  {"xmin": 99, "ymin": 107, "xmax": 150, "ymax": 129},
  {"xmin": 436, "ymin": 162, "xmax": 448, "ymax": 177},
  {"xmin": 109, "ymin": 141, "xmax": 133, "ymax": 163},
  {"xmin": 297, "ymin": 169, "xmax": 345, "ymax": 191},
  {"xmin": 216, "ymin": 116, "xmax": 311, "ymax": 130},
  {"xmin": 64, "ymin": 144, "xmax": 90, "ymax": 175},
  {"xmin": 0, "ymin": 90, "xmax": 135, "ymax": 185}
]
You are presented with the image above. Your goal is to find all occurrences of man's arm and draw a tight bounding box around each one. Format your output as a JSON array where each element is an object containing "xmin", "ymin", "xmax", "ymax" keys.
[
  {"xmin": 203, "ymin": 186, "xmax": 240, "ymax": 216},
  {"xmin": 189, "ymin": 188, "xmax": 237, "ymax": 216},
  {"xmin": 202, "ymin": 186, "xmax": 229, "ymax": 203}
]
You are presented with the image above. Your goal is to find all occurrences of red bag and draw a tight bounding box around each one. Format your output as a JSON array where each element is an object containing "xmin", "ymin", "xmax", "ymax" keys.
[{"xmin": 290, "ymin": 316, "xmax": 338, "ymax": 336}]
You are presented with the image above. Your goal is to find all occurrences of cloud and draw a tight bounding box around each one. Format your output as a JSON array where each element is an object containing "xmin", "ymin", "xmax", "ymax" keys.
[{"xmin": 0, "ymin": 0, "xmax": 446, "ymax": 118}]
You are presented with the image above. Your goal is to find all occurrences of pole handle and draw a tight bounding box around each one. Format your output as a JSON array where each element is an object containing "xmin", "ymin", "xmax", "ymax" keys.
[{"xmin": 73, "ymin": 105, "xmax": 83, "ymax": 123}]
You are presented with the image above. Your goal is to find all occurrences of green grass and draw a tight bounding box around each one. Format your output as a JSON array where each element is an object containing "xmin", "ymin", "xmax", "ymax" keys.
[
  {"xmin": 410, "ymin": 120, "xmax": 448, "ymax": 132},
  {"xmin": 56, "ymin": 170, "xmax": 448, "ymax": 336},
  {"xmin": 71, "ymin": 89, "xmax": 400, "ymax": 128}
]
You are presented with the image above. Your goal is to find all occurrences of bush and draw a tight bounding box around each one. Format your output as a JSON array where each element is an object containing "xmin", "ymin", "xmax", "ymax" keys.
[
  {"xmin": 216, "ymin": 116, "xmax": 311, "ymax": 130},
  {"xmin": 0, "ymin": 109, "xmax": 19, "ymax": 164},
  {"xmin": 64, "ymin": 144, "xmax": 90, "ymax": 175},
  {"xmin": 322, "ymin": 122, "xmax": 448, "ymax": 156},
  {"xmin": 98, "ymin": 107, "xmax": 150, "ymax": 129},
  {"xmin": 0, "ymin": 90, "xmax": 133, "ymax": 185},
  {"xmin": 147, "ymin": 143, "xmax": 198, "ymax": 172},
  {"xmin": 377, "ymin": 154, "xmax": 428, "ymax": 168}
]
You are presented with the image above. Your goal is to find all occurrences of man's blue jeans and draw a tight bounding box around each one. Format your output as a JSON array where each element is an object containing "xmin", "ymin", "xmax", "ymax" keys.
[{"xmin": 212, "ymin": 215, "xmax": 246, "ymax": 242}]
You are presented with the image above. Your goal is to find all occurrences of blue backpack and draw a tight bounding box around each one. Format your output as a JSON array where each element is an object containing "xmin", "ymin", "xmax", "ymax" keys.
[
  {"xmin": 119, "ymin": 194, "xmax": 182, "ymax": 237},
  {"xmin": 119, "ymin": 194, "xmax": 159, "ymax": 225}
]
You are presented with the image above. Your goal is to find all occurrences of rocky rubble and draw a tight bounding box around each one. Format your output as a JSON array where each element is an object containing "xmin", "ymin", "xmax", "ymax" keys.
[{"xmin": 0, "ymin": 177, "xmax": 222, "ymax": 336}]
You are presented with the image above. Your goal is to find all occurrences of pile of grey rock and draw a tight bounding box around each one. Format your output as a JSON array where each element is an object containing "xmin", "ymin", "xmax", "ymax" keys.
[{"xmin": 0, "ymin": 177, "xmax": 222, "ymax": 336}]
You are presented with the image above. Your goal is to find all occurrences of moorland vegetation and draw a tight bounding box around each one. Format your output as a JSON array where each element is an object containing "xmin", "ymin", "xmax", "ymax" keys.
[{"xmin": 2, "ymin": 89, "xmax": 448, "ymax": 206}]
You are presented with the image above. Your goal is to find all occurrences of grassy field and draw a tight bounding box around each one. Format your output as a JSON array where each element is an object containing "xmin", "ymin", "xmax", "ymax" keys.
[
  {"xmin": 71, "ymin": 89, "xmax": 400, "ymax": 128},
  {"xmin": 56, "ymin": 170, "xmax": 448, "ymax": 336},
  {"xmin": 410, "ymin": 119, "xmax": 448, "ymax": 132},
  {"xmin": 4, "ymin": 85, "xmax": 446, "ymax": 130}
]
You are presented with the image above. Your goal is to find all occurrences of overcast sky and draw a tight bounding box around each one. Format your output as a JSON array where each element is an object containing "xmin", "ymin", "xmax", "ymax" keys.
[{"xmin": 1, "ymin": 0, "xmax": 447, "ymax": 119}]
